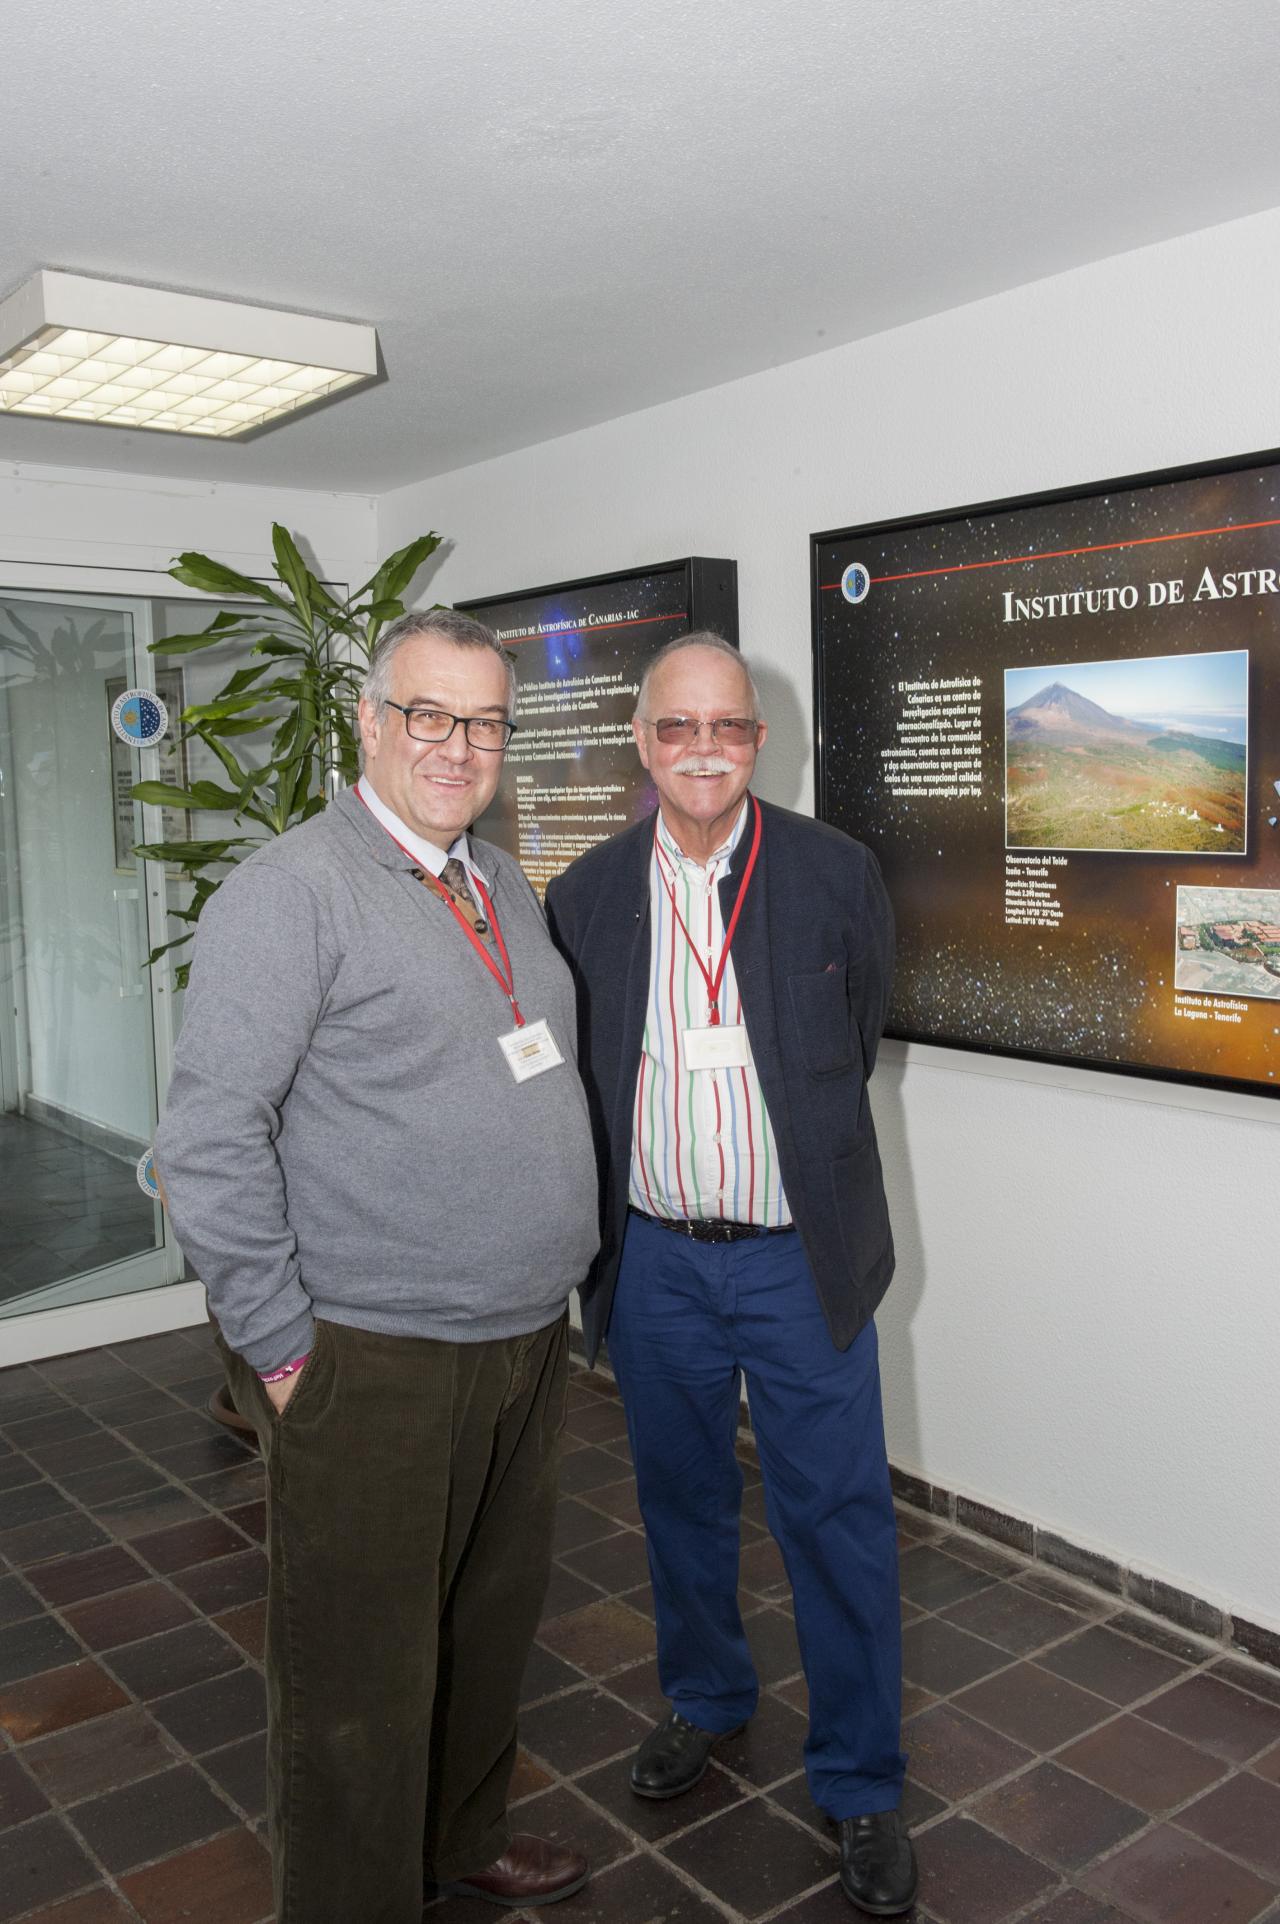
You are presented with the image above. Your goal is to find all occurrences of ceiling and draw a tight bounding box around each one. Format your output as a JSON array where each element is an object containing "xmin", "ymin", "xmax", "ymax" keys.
[{"xmin": 4, "ymin": 0, "xmax": 1279, "ymax": 495}]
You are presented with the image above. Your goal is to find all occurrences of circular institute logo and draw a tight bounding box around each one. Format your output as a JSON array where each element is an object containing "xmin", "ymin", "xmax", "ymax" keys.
[
  {"xmin": 136, "ymin": 1150, "xmax": 160, "ymax": 1200},
  {"xmin": 111, "ymin": 688, "xmax": 169, "ymax": 748},
  {"xmin": 840, "ymin": 562, "xmax": 871, "ymax": 605}
]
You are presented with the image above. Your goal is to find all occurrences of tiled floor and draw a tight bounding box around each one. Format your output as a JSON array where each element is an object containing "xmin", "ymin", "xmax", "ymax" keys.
[
  {"xmin": 1, "ymin": 1334, "xmax": 1278, "ymax": 1923},
  {"xmin": 0, "ymin": 1115, "xmax": 156, "ymax": 1309}
]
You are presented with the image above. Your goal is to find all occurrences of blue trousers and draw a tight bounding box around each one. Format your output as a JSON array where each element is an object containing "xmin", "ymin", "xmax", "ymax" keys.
[{"xmin": 606, "ymin": 1211, "xmax": 906, "ymax": 1819}]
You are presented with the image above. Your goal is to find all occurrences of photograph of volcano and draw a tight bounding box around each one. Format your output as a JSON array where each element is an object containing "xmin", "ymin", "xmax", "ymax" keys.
[{"xmin": 1004, "ymin": 649, "xmax": 1248, "ymax": 853}]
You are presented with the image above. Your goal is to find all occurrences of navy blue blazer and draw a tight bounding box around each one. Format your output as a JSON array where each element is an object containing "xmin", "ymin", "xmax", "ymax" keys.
[{"xmin": 544, "ymin": 796, "xmax": 897, "ymax": 1366}]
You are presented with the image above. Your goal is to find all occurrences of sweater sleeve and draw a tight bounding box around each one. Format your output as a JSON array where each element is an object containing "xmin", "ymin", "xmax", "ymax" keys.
[{"xmin": 154, "ymin": 863, "xmax": 330, "ymax": 1372}]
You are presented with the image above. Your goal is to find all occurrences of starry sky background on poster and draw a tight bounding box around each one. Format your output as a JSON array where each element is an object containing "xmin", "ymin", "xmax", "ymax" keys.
[
  {"xmin": 460, "ymin": 567, "xmax": 693, "ymax": 867},
  {"xmin": 815, "ymin": 459, "xmax": 1280, "ymax": 1096}
]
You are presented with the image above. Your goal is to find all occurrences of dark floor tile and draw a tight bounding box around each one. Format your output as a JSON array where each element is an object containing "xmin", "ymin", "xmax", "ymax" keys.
[
  {"xmin": 0, "ymin": 1455, "xmax": 41, "ymax": 1492},
  {"xmin": 150, "ymin": 1664, "xmax": 266, "ymax": 1755},
  {"xmin": 525, "ymin": 1848, "xmax": 723, "ymax": 1923},
  {"xmin": 27, "ymin": 1544, "xmax": 148, "ymax": 1609},
  {"xmin": 940, "ymin": 1581, "xmax": 1088, "ymax": 1658},
  {"xmin": 0, "ymin": 1813, "xmax": 98, "ymax": 1924},
  {"xmin": 617, "ymin": 1582, "xmax": 656, "ymax": 1622},
  {"xmin": 1039, "ymin": 1622, "xmax": 1190, "ymax": 1705},
  {"xmin": 118, "ymin": 1823, "xmax": 273, "ymax": 1924},
  {"xmin": 105, "ymin": 1619, "xmax": 242, "ymax": 1702},
  {"xmin": 20, "ymin": 1430, "xmax": 132, "ymax": 1478},
  {"xmin": 164, "ymin": 1368, "xmax": 228, "ymax": 1409},
  {"xmin": 202, "ymin": 1731, "xmax": 267, "ymax": 1820},
  {"xmin": 519, "ymin": 1685, "xmax": 652, "ymax": 1776},
  {"xmin": 0, "ymin": 1477, "xmax": 74, "ymax": 1529},
  {"xmin": 131, "ymin": 1514, "xmax": 245, "ymax": 1575},
  {"xmin": 508, "ymin": 1746, "xmax": 555, "ymax": 1802},
  {"xmin": 538, "ymin": 1599, "xmax": 656, "ymax": 1677},
  {"xmin": 111, "ymin": 1332, "xmax": 217, "ymax": 1380},
  {"xmin": 149, "ymin": 1433, "xmax": 257, "ymax": 1482},
  {"xmin": 564, "ymin": 1398, "xmax": 632, "ymax": 1447},
  {"xmin": 560, "ymin": 1529, "xmax": 653, "ymax": 1596},
  {"xmin": 1139, "ymin": 1671, "xmax": 1280, "ymax": 1765},
  {"xmin": 186, "ymin": 1461, "xmax": 266, "ymax": 1512},
  {"xmin": 89, "ymin": 1390, "xmax": 184, "ymax": 1432},
  {"xmin": 738, "ymin": 1534, "xmax": 791, "ymax": 1602},
  {"xmin": 954, "ymin": 1661, "xmax": 1114, "ymax": 1751},
  {"xmin": 63, "ymin": 1580, "xmax": 197, "ymax": 1652},
  {"xmin": 577, "ymin": 1751, "xmax": 748, "ymax": 1843},
  {"xmin": 1108, "ymin": 1609, "xmax": 1216, "ymax": 1663},
  {"xmin": 972, "ymin": 1759, "xmax": 1145, "ymax": 1872},
  {"xmin": 507, "ymin": 1781, "xmax": 636, "ymax": 1870},
  {"xmin": 171, "ymin": 1548, "xmax": 269, "ymax": 1616},
  {"xmin": 213, "ymin": 1600, "xmax": 267, "ymax": 1664},
  {"xmin": 1015, "ymin": 1569, "xmax": 1115, "ymax": 1619},
  {"xmin": 746, "ymin": 1607, "xmax": 803, "ymax": 1686},
  {"xmin": 1175, "ymin": 1768, "xmax": 1280, "ymax": 1879},
  {"xmin": 0, "ymin": 1660, "xmax": 129, "ymax": 1742},
  {"xmin": 559, "ymin": 1445, "xmax": 639, "ymax": 1496},
  {"xmin": 1254, "ymin": 1742, "xmax": 1280, "ymax": 1787},
  {"xmin": 224, "ymin": 1499, "xmax": 266, "ymax": 1545},
  {"xmin": 1212, "ymin": 1657, "xmax": 1280, "ymax": 1710},
  {"xmin": 918, "ymin": 1813, "xmax": 1055, "ymax": 1922},
  {"xmin": 40, "ymin": 1355, "xmax": 143, "ymax": 1399},
  {"xmin": 2, "ymin": 1407, "xmax": 96, "ymax": 1451},
  {"xmin": 713, "ymin": 1693, "xmax": 810, "ymax": 1789},
  {"xmin": 661, "ymin": 1797, "xmax": 834, "ymax": 1917},
  {"xmin": 540, "ymin": 1564, "xmax": 606, "ymax": 1622},
  {"xmin": 1083, "ymin": 1819, "xmax": 1277, "ymax": 1923},
  {"xmin": 0, "ymin": 1748, "xmax": 50, "ymax": 1827},
  {"xmin": 95, "ymin": 1486, "xmax": 205, "ymax": 1542},
  {"xmin": 11, "ymin": 1888, "xmax": 137, "ymax": 1923},
  {"xmin": 0, "ymin": 1613, "xmax": 83, "ymax": 1687},
  {"xmin": 581, "ymin": 1478, "xmax": 644, "ymax": 1528},
  {"xmin": 1060, "ymin": 1712, "xmax": 1227, "ymax": 1812},
  {"xmin": 601, "ymin": 1655, "xmax": 667, "ymax": 1724},
  {"xmin": 522, "ymin": 1639, "xmax": 583, "ymax": 1707},
  {"xmin": 60, "ymin": 1456, "xmax": 167, "ymax": 1510},
  {"xmin": 903, "ymin": 1703, "xmax": 1034, "ymax": 1802},
  {"xmin": 0, "ymin": 1576, "xmax": 41, "ymax": 1629},
  {"xmin": 900, "ymin": 1617, "xmax": 1011, "ymax": 1697},
  {"xmin": 70, "ymin": 1764, "xmax": 235, "ymax": 1876},
  {"xmin": 553, "ymin": 1500, "xmax": 628, "ymax": 1559},
  {"xmin": 22, "ymin": 1706, "xmax": 176, "ymax": 1804},
  {"xmin": 1020, "ymin": 1889, "xmax": 1134, "ymax": 1923},
  {"xmin": 0, "ymin": 1509, "xmax": 109, "ymax": 1567},
  {"xmin": 899, "ymin": 1544, "xmax": 1000, "ymax": 1615}
]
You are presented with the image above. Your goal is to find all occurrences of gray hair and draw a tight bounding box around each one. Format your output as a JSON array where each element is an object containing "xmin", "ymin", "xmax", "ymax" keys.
[
  {"xmin": 634, "ymin": 630, "xmax": 761, "ymax": 722},
  {"xmin": 360, "ymin": 607, "xmax": 517, "ymax": 718}
]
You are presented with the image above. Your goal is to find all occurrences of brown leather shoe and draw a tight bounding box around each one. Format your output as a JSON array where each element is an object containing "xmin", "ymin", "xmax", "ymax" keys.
[{"xmin": 440, "ymin": 1833, "xmax": 590, "ymax": 1907}]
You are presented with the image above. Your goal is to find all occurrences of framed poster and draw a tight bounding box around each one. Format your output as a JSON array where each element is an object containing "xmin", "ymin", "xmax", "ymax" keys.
[
  {"xmin": 107, "ymin": 668, "xmax": 189, "ymax": 872},
  {"xmin": 812, "ymin": 449, "xmax": 1280, "ymax": 1101},
  {"xmin": 458, "ymin": 556, "xmax": 738, "ymax": 894}
]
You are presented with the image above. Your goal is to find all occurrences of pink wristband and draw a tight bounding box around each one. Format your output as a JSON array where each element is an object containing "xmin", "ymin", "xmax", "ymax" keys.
[{"xmin": 258, "ymin": 1352, "xmax": 310, "ymax": 1384}]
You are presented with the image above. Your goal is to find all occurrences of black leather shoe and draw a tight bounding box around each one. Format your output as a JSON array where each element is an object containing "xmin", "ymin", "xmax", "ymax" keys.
[
  {"xmin": 629, "ymin": 1710, "xmax": 744, "ymax": 1800},
  {"xmin": 837, "ymin": 1810, "xmax": 917, "ymax": 1915}
]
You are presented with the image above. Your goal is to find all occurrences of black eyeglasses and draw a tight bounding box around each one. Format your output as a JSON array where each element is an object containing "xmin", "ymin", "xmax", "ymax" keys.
[
  {"xmin": 385, "ymin": 702, "xmax": 517, "ymax": 751},
  {"xmin": 647, "ymin": 716, "xmax": 760, "ymax": 746}
]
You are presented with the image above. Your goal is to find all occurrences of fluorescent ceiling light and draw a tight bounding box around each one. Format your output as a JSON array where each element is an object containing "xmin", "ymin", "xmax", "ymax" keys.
[{"xmin": 0, "ymin": 271, "xmax": 378, "ymax": 439}]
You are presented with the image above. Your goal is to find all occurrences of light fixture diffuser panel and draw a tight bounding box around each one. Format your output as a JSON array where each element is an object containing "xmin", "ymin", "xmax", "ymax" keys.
[{"xmin": 0, "ymin": 273, "xmax": 378, "ymax": 438}]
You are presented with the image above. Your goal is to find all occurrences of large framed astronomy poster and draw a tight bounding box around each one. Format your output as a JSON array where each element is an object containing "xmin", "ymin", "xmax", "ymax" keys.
[
  {"xmin": 459, "ymin": 556, "xmax": 738, "ymax": 894},
  {"xmin": 812, "ymin": 450, "xmax": 1280, "ymax": 1102}
]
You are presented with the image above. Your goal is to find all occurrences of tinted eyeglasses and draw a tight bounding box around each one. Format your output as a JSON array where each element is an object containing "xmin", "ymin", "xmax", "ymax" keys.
[
  {"xmin": 648, "ymin": 716, "xmax": 760, "ymax": 746},
  {"xmin": 385, "ymin": 702, "xmax": 516, "ymax": 751}
]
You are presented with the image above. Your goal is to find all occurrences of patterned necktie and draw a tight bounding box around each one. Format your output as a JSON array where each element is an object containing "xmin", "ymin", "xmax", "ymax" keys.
[{"xmin": 439, "ymin": 857, "xmax": 492, "ymax": 943}]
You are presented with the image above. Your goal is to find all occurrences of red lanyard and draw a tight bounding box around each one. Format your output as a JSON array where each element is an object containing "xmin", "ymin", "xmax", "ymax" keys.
[
  {"xmin": 355, "ymin": 788, "xmax": 524, "ymax": 1027},
  {"xmin": 653, "ymin": 794, "xmax": 762, "ymax": 1026}
]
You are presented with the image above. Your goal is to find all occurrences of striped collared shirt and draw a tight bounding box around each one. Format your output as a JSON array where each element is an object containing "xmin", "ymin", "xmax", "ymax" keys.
[{"xmin": 628, "ymin": 799, "xmax": 791, "ymax": 1226}]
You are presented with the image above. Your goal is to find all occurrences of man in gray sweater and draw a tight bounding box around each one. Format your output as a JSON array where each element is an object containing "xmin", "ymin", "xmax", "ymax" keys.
[{"xmin": 155, "ymin": 609, "xmax": 599, "ymax": 1924}]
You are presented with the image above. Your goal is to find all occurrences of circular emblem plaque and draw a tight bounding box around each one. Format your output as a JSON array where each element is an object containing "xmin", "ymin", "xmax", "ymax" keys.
[
  {"xmin": 136, "ymin": 1150, "xmax": 161, "ymax": 1200},
  {"xmin": 840, "ymin": 562, "xmax": 871, "ymax": 605},
  {"xmin": 111, "ymin": 689, "xmax": 169, "ymax": 747}
]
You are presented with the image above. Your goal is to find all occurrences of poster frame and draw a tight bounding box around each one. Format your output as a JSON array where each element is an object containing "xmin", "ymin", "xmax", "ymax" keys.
[
  {"xmin": 458, "ymin": 554, "xmax": 739, "ymax": 645},
  {"xmin": 810, "ymin": 442, "xmax": 1280, "ymax": 1106}
]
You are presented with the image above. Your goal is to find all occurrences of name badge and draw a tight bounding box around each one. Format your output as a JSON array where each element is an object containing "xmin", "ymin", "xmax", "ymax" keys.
[
  {"xmin": 682, "ymin": 1024, "xmax": 752, "ymax": 1071},
  {"xmin": 498, "ymin": 1017, "xmax": 565, "ymax": 1083}
]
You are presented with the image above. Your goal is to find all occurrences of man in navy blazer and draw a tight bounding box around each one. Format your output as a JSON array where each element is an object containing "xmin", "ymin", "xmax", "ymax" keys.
[{"xmin": 545, "ymin": 634, "xmax": 916, "ymax": 1916}]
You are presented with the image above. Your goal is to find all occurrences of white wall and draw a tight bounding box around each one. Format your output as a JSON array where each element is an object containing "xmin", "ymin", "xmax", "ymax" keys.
[{"xmin": 379, "ymin": 208, "xmax": 1280, "ymax": 1630}]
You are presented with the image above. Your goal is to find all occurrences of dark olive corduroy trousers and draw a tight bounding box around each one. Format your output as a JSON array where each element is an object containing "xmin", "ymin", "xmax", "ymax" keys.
[{"xmin": 217, "ymin": 1312, "xmax": 568, "ymax": 1924}]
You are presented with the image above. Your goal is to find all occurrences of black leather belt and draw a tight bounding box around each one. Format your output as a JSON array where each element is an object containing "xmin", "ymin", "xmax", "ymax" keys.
[{"xmin": 630, "ymin": 1206, "xmax": 795, "ymax": 1245}]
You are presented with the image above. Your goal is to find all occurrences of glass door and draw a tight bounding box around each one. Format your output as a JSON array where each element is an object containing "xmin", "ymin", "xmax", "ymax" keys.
[{"xmin": 0, "ymin": 592, "xmax": 182, "ymax": 1322}]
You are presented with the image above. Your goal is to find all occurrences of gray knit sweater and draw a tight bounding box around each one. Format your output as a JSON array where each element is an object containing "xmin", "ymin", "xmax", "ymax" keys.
[{"xmin": 155, "ymin": 788, "xmax": 600, "ymax": 1372}]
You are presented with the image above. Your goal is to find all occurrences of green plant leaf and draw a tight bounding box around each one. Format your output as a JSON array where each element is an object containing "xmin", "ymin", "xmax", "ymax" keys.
[
  {"xmin": 181, "ymin": 692, "xmax": 268, "ymax": 721},
  {"xmin": 271, "ymin": 524, "xmax": 316, "ymax": 632},
  {"xmin": 133, "ymin": 837, "xmax": 255, "ymax": 864},
  {"xmin": 170, "ymin": 552, "xmax": 290, "ymax": 611},
  {"xmin": 357, "ymin": 533, "xmax": 442, "ymax": 606},
  {"xmin": 204, "ymin": 715, "xmax": 275, "ymax": 737}
]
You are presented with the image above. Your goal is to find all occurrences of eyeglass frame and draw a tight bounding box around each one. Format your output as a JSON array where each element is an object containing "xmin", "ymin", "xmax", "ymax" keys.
[
  {"xmin": 383, "ymin": 700, "xmax": 518, "ymax": 751},
  {"xmin": 644, "ymin": 715, "xmax": 762, "ymax": 746}
]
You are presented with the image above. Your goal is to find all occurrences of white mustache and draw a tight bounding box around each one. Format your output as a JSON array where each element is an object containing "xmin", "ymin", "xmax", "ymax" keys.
[{"xmin": 673, "ymin": 755, "xmax": 733, "ymax": 776}]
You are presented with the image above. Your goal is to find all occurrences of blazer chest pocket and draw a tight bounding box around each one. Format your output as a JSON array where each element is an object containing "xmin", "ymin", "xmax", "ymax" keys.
[{"xmin": 787, "ymin": 966, "xmax": 854, "ymax": 1076}]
